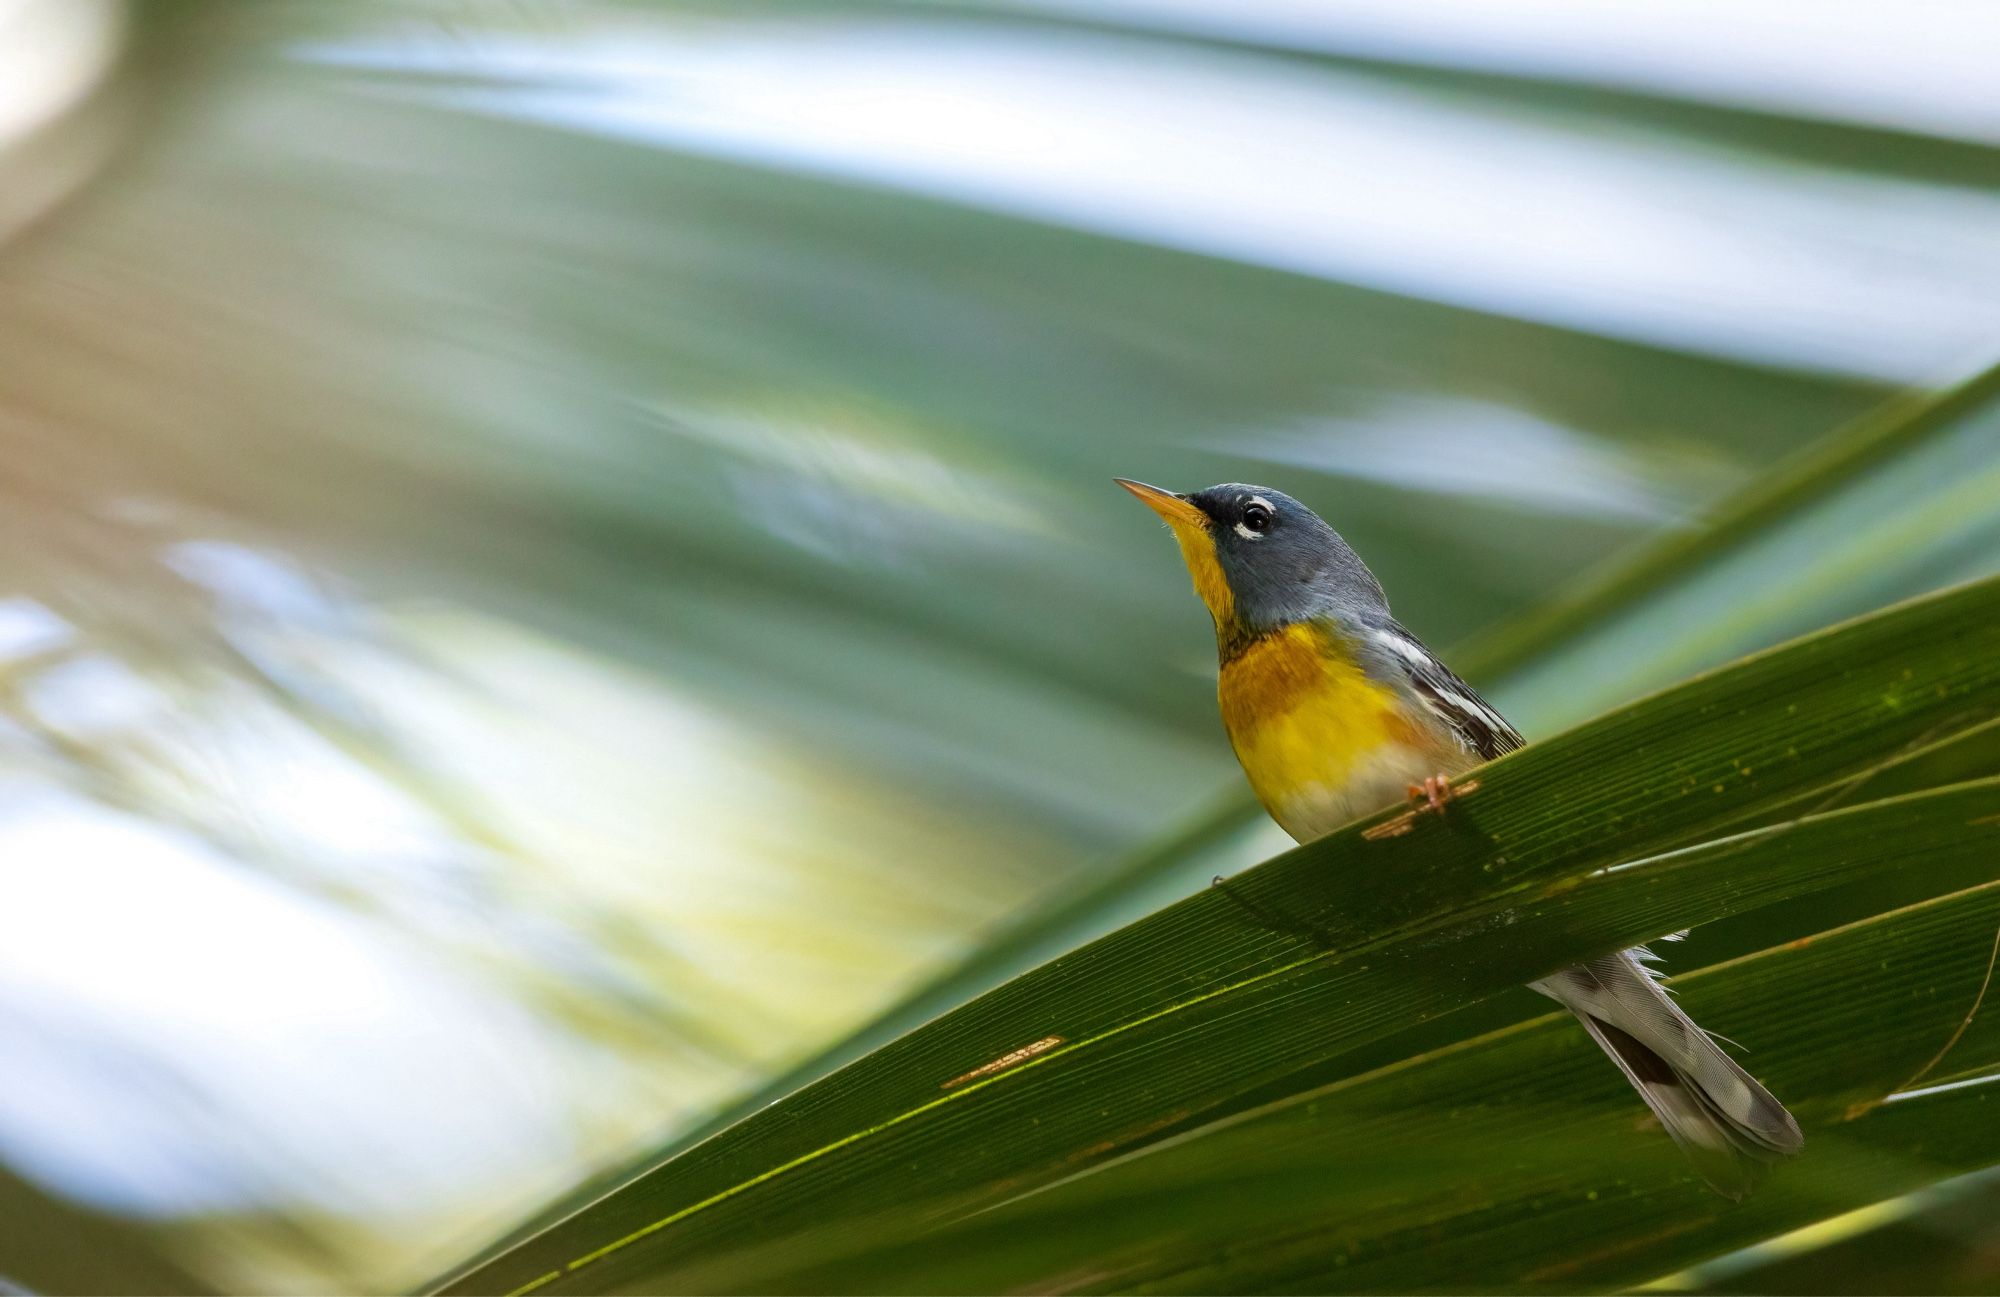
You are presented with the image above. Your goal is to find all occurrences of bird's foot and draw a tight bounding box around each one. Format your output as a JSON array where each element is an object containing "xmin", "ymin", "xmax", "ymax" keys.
[
  {"xmin": 1408, "ymin": 773, "xmax": 1453, "ymax": 813},
  {"xmin": 1406, "ymin": 773, "xmax": 1479, "ymax": 816},
  {"xmin": 1365, "ymin": 774, "xmax": 1481, "ymax": 840}
]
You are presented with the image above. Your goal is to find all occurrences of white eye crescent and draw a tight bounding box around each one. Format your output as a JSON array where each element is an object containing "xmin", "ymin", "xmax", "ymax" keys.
[{"xmin": 1236, "ymin": 496, "xmax": 1274, "ymax": 539}]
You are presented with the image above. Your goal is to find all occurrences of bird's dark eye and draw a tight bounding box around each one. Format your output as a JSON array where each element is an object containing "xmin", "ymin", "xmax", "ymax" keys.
[{"xmin": 1241, "ymin": 503, "xmax": 1272, "ymax": 532}]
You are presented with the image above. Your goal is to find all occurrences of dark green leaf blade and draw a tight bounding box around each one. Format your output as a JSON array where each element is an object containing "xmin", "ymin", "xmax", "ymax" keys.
[
  {"xmin": 742, "ymin": 879, "xmax": 2000, "ymax": 1295},
  {"xmin": 440, "ymin": 577, "xmax": 2000, "ymax": 1295}
]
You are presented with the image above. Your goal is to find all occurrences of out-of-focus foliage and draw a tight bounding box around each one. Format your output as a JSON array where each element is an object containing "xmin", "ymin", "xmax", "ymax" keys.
[{"xmin": 1, "ymin": 0, "xmax": 1997, "ymax": 1292}]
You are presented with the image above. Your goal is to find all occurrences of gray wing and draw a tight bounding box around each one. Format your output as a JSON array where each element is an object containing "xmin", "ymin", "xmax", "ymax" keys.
[{"xmin": 1369, "ymin": 619, "xmax": 1524, "ymax": 761}]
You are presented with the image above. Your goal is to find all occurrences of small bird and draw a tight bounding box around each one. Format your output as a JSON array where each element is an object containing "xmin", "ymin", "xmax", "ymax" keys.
[{"xmin": 1119, "ymin": 477, "xmax": 1802, "ymax": 1196}]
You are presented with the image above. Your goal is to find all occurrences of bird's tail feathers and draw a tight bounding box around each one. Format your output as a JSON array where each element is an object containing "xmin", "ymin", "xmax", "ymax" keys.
[{"xmin": 1535, "ymin": 951, "xmax": 1802, "ymax": 1198}]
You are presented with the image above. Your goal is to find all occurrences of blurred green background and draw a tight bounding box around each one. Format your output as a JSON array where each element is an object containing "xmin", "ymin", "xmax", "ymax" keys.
[{"xmin": 1, "ymin": 1, "xmax": 1997, "ymax": 1292}]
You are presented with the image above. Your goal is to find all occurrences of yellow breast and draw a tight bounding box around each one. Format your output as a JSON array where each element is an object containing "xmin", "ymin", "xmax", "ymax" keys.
[{"xmin": 1218, "ymin": 622, "xmax": 1445, "ymax": 841}]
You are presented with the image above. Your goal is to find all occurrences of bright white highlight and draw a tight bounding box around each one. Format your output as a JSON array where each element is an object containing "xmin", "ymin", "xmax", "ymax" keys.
[
  {"xmin": 306, "ymin": 21, "xmax": 2000, "ymax": 381},
  {"xmin": 999, "ymin": 0, "xmax": 2000, "ymax": 144},
  {"xmin": 0, "ymin": 792, "xmax": 576, "ymax": 1217},
  {"xmin": 1242, "ymin": 397, "xmax": 1700, "ymax": 522}
]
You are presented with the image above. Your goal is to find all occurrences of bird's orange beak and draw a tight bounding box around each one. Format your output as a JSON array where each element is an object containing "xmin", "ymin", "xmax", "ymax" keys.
[
  {"xmin": 1116, "ymin": 477, "xmax": 1235, "ymax": 625},
  {"xmin": 1114, "ymin": 478, "xmax": 1208, "ymax": 531}
]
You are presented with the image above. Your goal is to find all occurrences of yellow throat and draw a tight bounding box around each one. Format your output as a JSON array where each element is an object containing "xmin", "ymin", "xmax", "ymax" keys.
[{"xmin": 1116, "ymin": 479, "xmax": 1235, "ymax": 632}]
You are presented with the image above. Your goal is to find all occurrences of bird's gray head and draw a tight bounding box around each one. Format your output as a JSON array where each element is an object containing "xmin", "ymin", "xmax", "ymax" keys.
[{"xmin": 1117, "ymin": 479, "xmax": 1388, "ymax": 639}]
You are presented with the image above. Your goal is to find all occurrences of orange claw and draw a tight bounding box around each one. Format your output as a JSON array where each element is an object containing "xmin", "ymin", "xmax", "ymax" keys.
[
  {"xmin": 1406, "ymin": 774, "xmax": 1480, "ymax": 816},
  {"xmin": 1369, "ymin": 775, "xmax": 1482, "ymax": 841},
  {"xmin": 1408, "ymin": 773, "xmax": 1453, "ymax": 812}
]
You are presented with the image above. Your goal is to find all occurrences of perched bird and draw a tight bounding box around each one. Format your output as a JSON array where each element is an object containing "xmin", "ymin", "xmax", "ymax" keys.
[{"xmin": 1119, "ymin": 477, "xmax": 1802, "ymax": 1196}]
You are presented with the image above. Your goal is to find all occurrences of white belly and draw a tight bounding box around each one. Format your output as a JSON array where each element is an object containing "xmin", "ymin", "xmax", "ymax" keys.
[{"xmin": 1265, "ymin": 740, "xmax": 1446, "ymax": 843}]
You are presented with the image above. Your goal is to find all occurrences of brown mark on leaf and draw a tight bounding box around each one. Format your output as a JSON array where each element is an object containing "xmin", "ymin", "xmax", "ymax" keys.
[
  {"xmin": 942, "ymin": 1035, "xmax": 1064, "ymax": 1090},
  {"xmin": 1523, "ymin": 1218, "xmax": 1708, "ymax": 1282},
  {"xmin": 1362, "ymin": 813, "xmax": 1416, "ymax": 840},
  {"xmin": 1062, "ymin": 1108, "xmax": 1197, "ymax": 1168}
]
